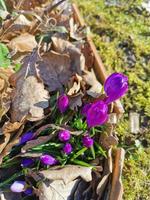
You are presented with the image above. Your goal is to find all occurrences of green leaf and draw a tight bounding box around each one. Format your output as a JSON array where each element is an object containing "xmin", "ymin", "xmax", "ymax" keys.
[
  {"xmin": 72, "ymin": 159, "xmax": 94, "ymax": 168},
  {"xmin": 70, "ymin": 147, "xmax": 87, "ymax": 161},
  {"xmin": 0, "ymin": 0, "xmax": 7, "ymax": 11},
  {"xmin": 14, "ymin": 63, "xmax": 21, "ymax": 72},
  {"xmin": 0, "ymin": 43, "xmax": 11, "ymax": 68}
]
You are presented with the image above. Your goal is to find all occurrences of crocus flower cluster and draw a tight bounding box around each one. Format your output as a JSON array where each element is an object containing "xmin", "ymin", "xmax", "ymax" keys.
[
  {"xmin": 58, "ymin": 129, "xmax": 72, "ymax": 154},
  {"xmin": 82, "ymin": 73, "xmax": 128, "ymax": 128},
  {"xmin": 57, "ymin": 94, "xmax": 69, "ymax": 113}
]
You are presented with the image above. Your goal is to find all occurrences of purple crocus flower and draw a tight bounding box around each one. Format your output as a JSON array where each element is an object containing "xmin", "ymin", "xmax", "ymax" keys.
[
  {"xmin": 81, "ymin": 103, "xmax": 92, "ymax": 116},
  {"xmin": 20, "ymin": 131, "xmax": 33, "ymax": 145},
  {"xmin": 10, "ymin": 181, "xmax": 26, "ymax": 193},
  {"xmin": 83, "ymin": 100, "xmax": 108, "ymax": 128},
  {"xmin": 82, "ymin": 135, "xmax": 94, "ymax": 148},
  {"xmin": 104, "ymin": 72, "xmax": 128, "ymax": 104},
  {"xmin": 40, "ymin": 154, "xmax": 56, "ymax": 165},
  {"xmin": 58, "ymin": 130, "xmax": 71, "ymax": 142},
  {"xmin": 21, "ymin": 158, "xmax": 34, "ymax": 167},
  {"xmin": 63, "ymin": 143, "xmax": 72, "ymax": 154},
  {"xmin": 57, "ymin": 94, "xmax": 69, "ymax": 113},
  {"xmin": 24, "ymin": 188, "xmax": 33, "ymax": 195}
]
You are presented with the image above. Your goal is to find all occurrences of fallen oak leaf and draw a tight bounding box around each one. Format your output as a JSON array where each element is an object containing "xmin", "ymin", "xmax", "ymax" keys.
[
  {"xmin": 11, "ymin": 76, "xmax": 50, "ymax": 122},
  {"xmin": 37, "ymin": 51, "xmax": 71, "ymax": 92},
  {"xmin": 83, "ymin": 69, "xmax": 102, "ymax": 98}
]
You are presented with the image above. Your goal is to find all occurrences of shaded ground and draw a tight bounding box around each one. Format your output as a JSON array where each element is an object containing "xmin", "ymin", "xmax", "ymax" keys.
[{"xmin": 75, "ymin": 0, "xmax": 150, "ymax": 199}]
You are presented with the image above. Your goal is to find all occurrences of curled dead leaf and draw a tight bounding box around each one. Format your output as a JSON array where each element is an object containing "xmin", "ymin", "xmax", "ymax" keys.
[
  {"xmin": 11, "ymin": 76, "xmax": 50, "ymax": 122},
  {"xmin": 67, "ymin": 74, "xmax": 82, "ymax": 96},
  {"xmin": 83, "ymin": 69, "xmax": 102, "ymax": 98}
]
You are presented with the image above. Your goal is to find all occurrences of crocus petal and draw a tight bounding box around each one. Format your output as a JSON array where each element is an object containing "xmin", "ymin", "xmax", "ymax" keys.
[
  {"xmin": 86, "ymin": 100, "xmax": 108, "ymax": 128},
  {"xmin": 57, "ymin": 94, "xmax": 69, "ymax": 113},
  {"xmin": 10, "ymin": 181, "xmax": 25, "ymax": 193},
  {"xmin": 21, "ymin": 158, "xmax": 34, "ymax": 167},
  {"xmin": 24, "ymin": 188, "xmax": 33, "ymax": 195},
  {"xmin": 58, "ymin": 130, "xmax": 71, "ymax": 142},
  {"xmin": 40, "ymin": 155, "xmax": 56, "ymax": 165},
  {"xmin": 104, "ymin": 72, "xmax": 128, "ymax": 104},
  {"xmin": 82, "ymin": 135, "xmax": 94, "ymax": 148},
  {"xmin": 63, "ymin": 143, "xmax": 72, "ymax": 154},
  {"xmin": 81, "ymin": 103, "xmax": 92, "ymax": 116},
  {"xmin": 20, "ymin": 131, "xmax": 33, "ymax": 145}
]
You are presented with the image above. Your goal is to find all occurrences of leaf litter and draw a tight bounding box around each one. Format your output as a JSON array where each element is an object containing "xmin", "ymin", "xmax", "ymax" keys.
[{"xmin": 0, "ymin": 0, "xmax": 125, "ymax": 200}]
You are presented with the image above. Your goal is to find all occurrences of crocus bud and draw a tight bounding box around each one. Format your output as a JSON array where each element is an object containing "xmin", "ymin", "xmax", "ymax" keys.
[
  {"xmin": 21, "ymin": 158, "xmax": 34, "ymax": 167},
  {"xmin": 10, "ymin": 181, "xmax": 26, "ymax": 193},
  {"xmin": 82, "ymin": 135, "xmax": 94, "ymax": 148},
  {"xmin": 82, "ymin": 100, "xmax": 108, "ymax": 128},
  {"xmin": 104, "ymin": 72, "xmax": 128, "ymax": 104},
  {"xmin": 24, "ymin": 188, "xmax": 33, "ymax": 195},
  {"xmin": 63, "ymin": 143, "xmax": 72, "ymax": 154},
  {"xmin": 20, "ymin": 131, "xmax": 33, "ymax": 145},
  {"xmin": 58, "ymin": 130, "xmax": 71, "ymax": 142},
  {"xmin": 57, "ymin": 94, "xmax": 69, "ymax": 113},
  {"xmin": 40, "ymin": 154, "xmax": 56, "ymax": 165}
]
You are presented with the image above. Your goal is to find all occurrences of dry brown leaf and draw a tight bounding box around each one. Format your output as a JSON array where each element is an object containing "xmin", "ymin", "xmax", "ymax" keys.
[
  {"xmin": 9, "ymin": 50, "xmax": 40, "ymax": 87},
  {"xmin": 83, "ymin": 69, "xmax": 102, "ymax": 98},
  {"xmin": 109, "ymin": 148, "xmax": 125, "ymax": 200},
  {"xmin": 21, "ymin": 134, "xmax": 56, "ymax": 153},
  {"xmin": 67, "ymin": 74, "xmax": 82, "ymax": 96},
  {"xmin": 100, "ymin": 132, "xmax": 118, "ymax": 150},
  {"xmin": 0, "ymin": 68, "xmax": 13, "ymax": 120},
  {"xmin": 0, "ymin": 15, "xmax": 32, "ymax": 41},
  {"xmin": 69, "ymin": 93, "xmax": 83, "ymax": 110},
  {"xmin": 52, "ymin": 36, "xmax": 85, "ymax": 74},
  {"xmin": 39, "ymin": 179, "xmax": 80, "ymax": 200},
  {"xmin": 37, "ymin": 51, "xmax": 71, "ymax": 92},
  {"xmin": 38, "ymin": 165, "xmax": 92, "ymax": 200},
  {"xmin": 8, "ymin": 33, "xmax": 37, "ymax": 52},
  {"xmin": 11, "ymin": 76, "xmax": 50, "ymax": 122},
  {"xmin": 40, "ymin": 165, "xmax": 92, "ymax": 184},
  {"xmin": 0, "ymin": 122, "xmax": 23, "ymax": 163}
]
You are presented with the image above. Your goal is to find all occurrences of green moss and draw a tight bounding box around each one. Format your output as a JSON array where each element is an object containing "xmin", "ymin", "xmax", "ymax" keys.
[{"xmin": 75, "ymin": 0, "xmax": 150, "ymax": 199}]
